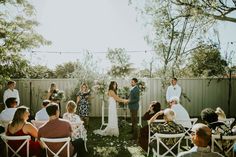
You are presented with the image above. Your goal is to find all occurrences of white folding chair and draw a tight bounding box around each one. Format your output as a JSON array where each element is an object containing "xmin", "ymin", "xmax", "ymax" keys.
[
  {"xmin": 0, "ymin": 134, "xmax": 30, "ymax": 157},
  {"xmin": 211, "ymin": 134, "xmax": 236, "ymax": 157},
  {"xmin": 151, "ymin": 133, "xmax": 185, "ymax": 157},
  {"xmin": 70, "ymin": 122, "xmax": 88, "ymax": 152},
  {"xmin": 147, "ymin": 119, "xmax": 165, "ymax": 156},
  {"xmin": 176, "ymin": 118, "xmax": 198, "ymax": 150},
  {"xmin": 221, "ymin": 118, "xmax": 235, "ymax": 128},
  {"xmin": 31, "ymin": 120, "xmax": 47, "ymax": 129},
  {"xmin": 40, "ymin": 137, "xmax": 75, "ymax": 157}
]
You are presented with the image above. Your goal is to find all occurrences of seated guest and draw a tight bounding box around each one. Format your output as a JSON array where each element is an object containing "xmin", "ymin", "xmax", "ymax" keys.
[
  {"xmin": 149, "ymin": 108, "xmax": 185, "ymax": 155},
  {"xmin": 6, "ymin": 106, "xmax": 42, "ymax": 157},
  {"xmin": 35, "ymin": 100, "xmax": 50, "ymax": 121},
  {"xmin": 63, "ymin": 100, "xmax": 87, "ymax": 141},
  {"xmin": 201, "ymin": 108, "xmax": 232, "ymax": 156},
  {"xmin": 38, "ymin": 103, "xmax": 87, "ymax": 157},
  {"xmin": 138, "ymin": 101, "xmax": 163, "ymax": 152},
  {"xmin": 0, "ymin": 97, "xmax": 17, "ymax": 122},
  {"xmin": 169, "ymin": 96, "xmax": 191, "ymax": 128},
  {"xmin": 201, "ymin": 108, "xmax": 232, "ymax": 135},
  {"xmin": 215, "ymin": 107, "xmax": 226, "ymax": 121},
  {"xmin": 177, "ymin": 123, "xmax": 224, "ymax": 157}
]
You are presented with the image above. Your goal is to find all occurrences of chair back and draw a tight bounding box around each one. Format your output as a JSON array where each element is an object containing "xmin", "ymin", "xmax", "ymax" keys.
[
  {"xmin": 211, "ymin": 134, "xmax": 236, "ymax": 157},
  {"xmin": 40, "ymin": 137, "xmax": 71, "ymax": 157},
  {"xmin": 31, "ymin": 120, "xmax": 47, "ymax": 129},
  {"xmin": 0, "ymin": 134, "xmax": 30, "ymax": 157},
  {"xmin": 152, "ymin": 133, "xmax": 185, "ymax": 157},
  {"xmin": 147, "ymin": 119, "xmax": 165, "ymax": 156},
  {"xmin": 221, "ymin": 118, "xmax": 235, "ymax": 128}
]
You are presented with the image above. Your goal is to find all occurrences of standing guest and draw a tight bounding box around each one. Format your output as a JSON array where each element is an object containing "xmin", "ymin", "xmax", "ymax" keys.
[
  {"xmin": 149, "ymin": 108, "xmax": 185, "ymax": 155},
  {"xmin": 76, "ymin": 83, "xmax": 90, "ymax": 128},
  {"xmin": 177, "ymin": 123, "xmax": 224, "ymax": 157},
  {"xmin": 0, "ymin": 97, "xmax": 17, "ymax": 122},
  {"xmin": 47, "ymin": 82, "xmax": 62, "ymax": 115},
  {"xmin": 35, "ymin": 100, "xmax": 50, "ymax": 121},
  {"xmin": 63, "ymin": 100, "xmax": 87, "ymax": 141},
  {"xmin": 138, "ymin": 101, "xmax": 163, "ymax": 152},
  {"xmin": 169, "ymin": 96, "xmax": 191, "ymax": 128},
  {"xmin": 6, "ymin": 106, "xmax": 42, "ymax": 157},
  {"xmin": 166, "ymin": 78, "xmax": 181, "ymax": 103},
  {"xmin": 128, "ymin": 78, "xmax": 140, "ymax": 140},
  {"xmin": 38, "ymin": 103, "xmax": 87, "ymax": 157},
  {"xmin": 3, "ymin": 80, "xmax": 20, "ymax": 107}
]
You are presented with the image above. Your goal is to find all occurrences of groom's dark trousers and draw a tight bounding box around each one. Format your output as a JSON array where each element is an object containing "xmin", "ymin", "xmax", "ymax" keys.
[{"xmin": 128, "ymin": 85, "xmax": 140, "ymax": 140}]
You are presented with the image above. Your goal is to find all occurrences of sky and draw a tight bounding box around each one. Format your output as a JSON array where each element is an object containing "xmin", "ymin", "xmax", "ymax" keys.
[
  {"xmin": 22, "ymin": 0, "xmax": 236, "ymax": 71},
  {"xmin": 23, "ymin": 0, "xmax": 156, "ymax": 71}
]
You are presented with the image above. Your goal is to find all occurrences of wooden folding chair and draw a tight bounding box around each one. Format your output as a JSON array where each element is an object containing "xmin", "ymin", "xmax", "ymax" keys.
[
  {"xmin": 152, "ymin": 133, "xmax": 185, "ymax": 157},
  {"xmin": 0, "ymin": 134, "xmax": 30, "ymax": 157},
  {"xmin": 221, "ymin": 118, "xmax": 235, "ymax": 128},
  {"xmin": 147, "ymin": 119, "xmax": 165, "ymax": 156},
  {"xmin": 40, "ymin": 137, "xmax": 75, "ymax": 157},
  {"xmin": 211, "ymin": 134, "xmax": 236, "ymax": 157},
  {"xmin": 177, "ymin": 118, "xmax": 198, "ymax": 149}
]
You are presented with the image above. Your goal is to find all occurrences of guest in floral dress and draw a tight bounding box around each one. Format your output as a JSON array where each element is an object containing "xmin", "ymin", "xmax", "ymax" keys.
[
  {"xmin": 76, "ymin": 83, "xmax": 90, "ymax": 128},
  {"xmin": 63, "ymin": 100, "xmax": 87, "ymax": 141}
]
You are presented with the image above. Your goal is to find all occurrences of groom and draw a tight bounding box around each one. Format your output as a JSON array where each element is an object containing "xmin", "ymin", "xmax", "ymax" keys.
[{"xmin": 128, "ymin": 78, "xmax": 140, "ymax": 140}]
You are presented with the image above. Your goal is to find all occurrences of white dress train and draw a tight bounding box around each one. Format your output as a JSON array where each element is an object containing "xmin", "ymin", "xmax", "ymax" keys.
[{"xmin": 93, "ymin": 96, "xmax": 119, "ymax": 137}]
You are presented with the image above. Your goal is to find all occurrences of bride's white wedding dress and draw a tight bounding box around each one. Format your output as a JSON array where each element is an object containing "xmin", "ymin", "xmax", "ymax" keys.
[{"xmin": 93, "ymin": 96, "xmax": 119, "ymax": 137}]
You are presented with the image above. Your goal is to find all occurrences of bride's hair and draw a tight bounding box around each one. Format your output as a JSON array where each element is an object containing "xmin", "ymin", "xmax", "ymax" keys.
[{"xmin": 108, "ymin": 81, "xmax": 117, "ymax": 94}]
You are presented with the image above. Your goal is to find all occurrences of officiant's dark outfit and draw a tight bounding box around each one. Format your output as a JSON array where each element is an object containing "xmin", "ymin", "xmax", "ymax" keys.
[{"xmin": 128, "ymin": 85, "xmax": 140, "ymax": 140}]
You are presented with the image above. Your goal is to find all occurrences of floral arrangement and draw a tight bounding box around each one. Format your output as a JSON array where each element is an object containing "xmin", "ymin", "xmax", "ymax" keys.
[
  {"xmin": 51, "ymin": 90, "xmax": 65, "ymax": 101},
  {"xmin": 137, "ymin": 80, "xmax": 146, "ymax": 95},
  {"xmin": 93, "ymin": 79, "xmax": 107, "ymax": 96}
]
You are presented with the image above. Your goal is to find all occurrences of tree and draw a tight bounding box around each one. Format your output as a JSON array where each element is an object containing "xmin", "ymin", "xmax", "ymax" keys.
[
  {"xmin": 55, "ymin": 62, "xmax": 77, "ymax": 78},
  {"xmin": 171, "ymin": 0, "xmax": 236, "ymax": 23},
  {"xmin": 28, "ymin": 65, "xmax": 55, "ymax": 79},
  {"xmin": 187, "ymin": 43, "xmax": 227, "ymax": 77},
  {"xmin": 106, "ymin": 48, "xmax": 133, "ymax": 78},
  {"xmin": 0, "ymin": 0, "xmax": 51, "ymax": 84}
]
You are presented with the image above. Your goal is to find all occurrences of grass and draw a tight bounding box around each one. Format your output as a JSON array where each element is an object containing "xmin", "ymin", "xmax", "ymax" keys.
[{"xmin": 86, "ymin": 117, "xmax": 146, "ymax": 157}]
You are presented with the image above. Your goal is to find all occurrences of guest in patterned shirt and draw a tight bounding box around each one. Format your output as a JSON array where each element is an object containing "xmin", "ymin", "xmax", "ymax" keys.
[
  {"xmin": 63, "ymin": 100, "xmax": 87, "ymax": 141},
  {"xmin": 149, "ymin": 108, "xmax": 185, "ymax": 155}
]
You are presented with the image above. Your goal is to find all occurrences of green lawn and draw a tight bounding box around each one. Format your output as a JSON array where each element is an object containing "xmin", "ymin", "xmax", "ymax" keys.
[{"xmin": 86, "ymin": 117, "xmax": 146, "ymax": 157}]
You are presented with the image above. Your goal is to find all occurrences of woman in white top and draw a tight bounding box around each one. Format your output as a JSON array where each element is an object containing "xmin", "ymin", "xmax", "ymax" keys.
[
  {"xmin": 93, "ymin": 81, "xmax": 128, "ymax": 137},
  {"xmin": 63, "ymin": 100, "xmax": 87, "ymax": 141}
]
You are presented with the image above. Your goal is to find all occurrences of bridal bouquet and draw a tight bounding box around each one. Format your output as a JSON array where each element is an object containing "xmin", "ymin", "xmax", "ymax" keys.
[{"xmin": 51, "ymin": 90, "xmax": 65, "ymax": 101}]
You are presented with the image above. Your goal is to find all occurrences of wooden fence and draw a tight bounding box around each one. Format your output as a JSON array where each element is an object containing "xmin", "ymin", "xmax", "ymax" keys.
[{"xmin": 0, "ymin": 78, "xmax": 235, "ymax": 117}]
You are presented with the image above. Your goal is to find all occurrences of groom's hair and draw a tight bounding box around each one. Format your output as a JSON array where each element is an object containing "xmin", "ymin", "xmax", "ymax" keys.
[{"xmin": 132, "ymin": 78, "xmax": 138, "ymax": 83}]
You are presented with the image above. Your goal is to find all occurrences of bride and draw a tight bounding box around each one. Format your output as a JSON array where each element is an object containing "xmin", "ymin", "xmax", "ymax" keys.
[{"xmin": 93, "ymin": 81, "xmax": 128, "ymax": 137}]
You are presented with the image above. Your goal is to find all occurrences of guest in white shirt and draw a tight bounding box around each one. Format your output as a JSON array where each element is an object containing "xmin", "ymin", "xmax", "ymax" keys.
[
  {"xmin": 0, "ymin": 97, "xmax": 17, "ymax": 122},
  {"xmin": 169, "ymin": 96, "xmax": 191, "ymax": 128},
  {"xmin": 35, "ymin": 100, "xmax": 50, "ymax": 121},
  {"xmin": 166, "ymin": 78, "xmax": 181, "ymax": 103},
  {"xmin": 3, "ymin": 80, "xmax": 20, "ymax": 107}
]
